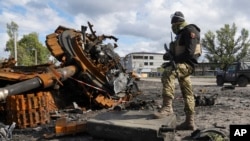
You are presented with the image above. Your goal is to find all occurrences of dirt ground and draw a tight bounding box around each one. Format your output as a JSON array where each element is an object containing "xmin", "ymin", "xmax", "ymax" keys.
[
  {"xmin": 139, "ymin": 77, "xmax": 250, "ymax": 141},
  {"xmin": 3, "ymin": 77, "xmax": 250, "ymax": 141},
  {"xmin": 183, "ymin": 78, "xmax": 249, "ymax": 140}
]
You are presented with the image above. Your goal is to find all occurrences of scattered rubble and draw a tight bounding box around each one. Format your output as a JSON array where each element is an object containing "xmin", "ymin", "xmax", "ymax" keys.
[
  {"xmin": 0, "ymin": 122, "xmax": 16, "ymax": 140},
  {"xmin": 0, "ymin": 22, "xmax": 249, "ymax": 141},
  {"xmin": 0, "ymin": 22, "xmax": 141, "ymax": 138}
]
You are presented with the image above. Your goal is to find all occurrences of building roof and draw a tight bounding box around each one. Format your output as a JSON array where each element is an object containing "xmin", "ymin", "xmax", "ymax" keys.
[{"xmin": 125, "ymin": 52, "xmax": 164, "ymax": 56}]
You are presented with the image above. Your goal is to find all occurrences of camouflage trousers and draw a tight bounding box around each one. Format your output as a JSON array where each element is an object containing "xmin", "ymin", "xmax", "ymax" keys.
[{"xmin": 161, "ymin": 62, "xmax": 195, "ymax": 114}]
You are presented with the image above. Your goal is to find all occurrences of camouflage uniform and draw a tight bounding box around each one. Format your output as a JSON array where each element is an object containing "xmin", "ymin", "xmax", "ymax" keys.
[
  {"xmin": 156, "ymin": 11, "xmax": 201, "ymax": 130},
  {"xmin": 161, "ymin": 21, "xmax": 200, "ymax": 115},
  {"xmin": 161, "ymin": 62, "xmax": 195, "ymax": 114}
]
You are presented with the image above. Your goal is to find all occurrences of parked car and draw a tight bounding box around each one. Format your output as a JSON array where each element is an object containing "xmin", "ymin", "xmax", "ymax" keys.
[{"xmin": 216, "ymin": 62, "xmax": 250, "ymax": 87}]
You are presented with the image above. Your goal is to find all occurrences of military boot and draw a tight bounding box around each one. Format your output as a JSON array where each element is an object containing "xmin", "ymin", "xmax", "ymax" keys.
[
  {"xmin": 153, "ymin": 96, "xmax": 173, "ymax": 119},
  {"xmin": 176, "ymin": 113, "xmax": 196, "ymax": 130}
]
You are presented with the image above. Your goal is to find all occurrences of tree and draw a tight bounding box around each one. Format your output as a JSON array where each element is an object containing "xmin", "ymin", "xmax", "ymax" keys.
[
  {"xmin": 5, "ymin": 21, "xmax": 18, "ymax": 61},
  {"xmin": 201, "ymin": 23, "xmax": 250, "ymax": 70},
  {"xmin": 5, "ymin": 21, "xmax": 50, "ymax": 65},
  {"xmin": 18, "ymin": 32, "xmax": 50, "ymax": 65}
]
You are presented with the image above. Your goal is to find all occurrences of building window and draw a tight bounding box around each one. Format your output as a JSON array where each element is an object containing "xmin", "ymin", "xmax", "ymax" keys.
[
  {"xmin": 149, "ymin": 56, "xmax": 154, "ymax": 59},
  {"xmin": 150, "ymin": 62, "xmax": 153, "ymax": 66},
  {"xmin": 133, "ymin": 56, "xmax": 143, "ymax": 59},
  {"xmin": 144, "ymin": 56, "xmax": 148, "ymax": 59},
  {"xmin": 144, "ymin": 62, "xmax": 148, "ymax": 66}
]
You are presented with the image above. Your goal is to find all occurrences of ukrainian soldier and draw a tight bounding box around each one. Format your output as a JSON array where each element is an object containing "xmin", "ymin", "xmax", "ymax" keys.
[{"xmin": 155, "ymin": 11, "xmax": 201, "ymax": 130}]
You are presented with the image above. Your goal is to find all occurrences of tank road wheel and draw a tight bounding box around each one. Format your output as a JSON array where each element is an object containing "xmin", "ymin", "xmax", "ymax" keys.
[
  {"xmin": 216, "ymin": 76, "xmax": 224, "ymax": 86},
  {"xmin": 238, "ymin": 76, "xmax": 248, "ymax": 87}
]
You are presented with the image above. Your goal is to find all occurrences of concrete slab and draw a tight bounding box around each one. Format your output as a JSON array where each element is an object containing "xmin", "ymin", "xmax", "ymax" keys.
[{"xmin": 87, "ymin": 110, "xmax": 176, "ymax": 141}]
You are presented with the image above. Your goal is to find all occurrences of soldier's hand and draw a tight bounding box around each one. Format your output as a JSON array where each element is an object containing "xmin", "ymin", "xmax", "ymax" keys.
[{"xmin": 163, "ymin": 53, "xmax": 170, "ymax": 60}]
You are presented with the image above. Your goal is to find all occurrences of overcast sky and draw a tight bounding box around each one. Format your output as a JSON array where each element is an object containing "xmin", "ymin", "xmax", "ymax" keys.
[{"xmin": 1, "ymin": 0, "xmax": 250, "ymax": 60}]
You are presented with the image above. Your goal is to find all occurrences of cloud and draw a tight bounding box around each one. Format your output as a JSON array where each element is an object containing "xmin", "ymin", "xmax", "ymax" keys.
[
  {"xmin": 53, "ymin": 0, "xmax": 145, "ymax": 17},
  {"xmin": 0, "ymin": 0, "xmax": 250, "ymax": 60},
  {"xmin": 0, "ymin": 33, "xmax": 9, "ymax": 58}
]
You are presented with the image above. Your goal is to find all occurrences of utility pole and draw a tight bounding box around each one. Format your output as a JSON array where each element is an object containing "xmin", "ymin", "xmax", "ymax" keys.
[
  {"xmin": 32, "ymin": 48, "xmax": 37, "ymax": 65},
  {"xmin": 14, "ymin": 30, "xmax": 17, "ymax": 65},
  {"xmin": 35, "ymin": 49, "xmax": 37, "ymax": 65}
]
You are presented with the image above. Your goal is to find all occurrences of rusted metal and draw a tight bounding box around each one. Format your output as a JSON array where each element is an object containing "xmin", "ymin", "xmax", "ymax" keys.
[
  {"xmin": 5, "ymin": 91, "xmax": 56, "ymax": 128},
  {"xmin": 55, "ymin": 117, "xmax": 87, "ymax": 137},
  {"xmin": 0, "ymin": 65, "xmax": 77, "ymax": 100},
  {"xmin": 0, "ymin": 22, "xmax": 141, "ymax": 129},
  {"xmin": 0, "ymin": 58, "xmax": 16, "ymax": 68}
]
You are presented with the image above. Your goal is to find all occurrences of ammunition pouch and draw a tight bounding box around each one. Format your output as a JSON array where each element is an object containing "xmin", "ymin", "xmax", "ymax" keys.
[
  {"xmin": 171, "ymin": 34, "xmax": 202, "ymax": 58},
  {"xmin": 175, "ymin": 44, "xmax": 185, "ymax": 56},
  {"xmin": 171, "ymin": 35, "xmax": 185, "ymax": 56},
  {"xmin": 194, "ymin": 43, "xmax": 202, "ymax": 58}
]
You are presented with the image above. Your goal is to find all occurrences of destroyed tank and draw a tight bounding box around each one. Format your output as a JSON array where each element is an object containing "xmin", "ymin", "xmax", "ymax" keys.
[{"xmin": 0, "ymin": 22, "xmax": 141, "ymax": 128}]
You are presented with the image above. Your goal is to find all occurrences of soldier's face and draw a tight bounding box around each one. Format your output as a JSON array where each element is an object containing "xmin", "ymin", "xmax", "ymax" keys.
[{"xmin": 171, "ymin": 23, "xmax": 181, "ymax": 34}]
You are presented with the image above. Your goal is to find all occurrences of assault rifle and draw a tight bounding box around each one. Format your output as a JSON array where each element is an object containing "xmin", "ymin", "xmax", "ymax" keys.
[
  {"xmin": 162, "ymin": 43, "xmax": 180, "ymax": 81},
  {"xmin": 162, "ymin": 32, "xmax": 176, "ymax": 69},
  {"xmin": 163, "ymin": 43, "xmax": 176, "ymax": 69}
]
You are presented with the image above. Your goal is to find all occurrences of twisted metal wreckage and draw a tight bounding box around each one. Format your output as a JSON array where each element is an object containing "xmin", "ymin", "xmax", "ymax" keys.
[{"xmin": 0, "ymin": 22, "xmax": 141, "ymax": 131}]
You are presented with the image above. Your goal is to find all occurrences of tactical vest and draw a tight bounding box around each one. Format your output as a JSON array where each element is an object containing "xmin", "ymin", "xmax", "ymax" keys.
[{"xmin": 170, "ymin": 34, "xmax": 202, "ymax": 58}]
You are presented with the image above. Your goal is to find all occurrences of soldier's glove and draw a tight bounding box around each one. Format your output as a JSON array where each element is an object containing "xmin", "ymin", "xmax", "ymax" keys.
[
  {"xmin": 161, "ymin": 62, "xmax": 171, "ymax": 68},
  {"xmin": 163, "ymin": 53, "xmax": 170, "ymax": 60}
]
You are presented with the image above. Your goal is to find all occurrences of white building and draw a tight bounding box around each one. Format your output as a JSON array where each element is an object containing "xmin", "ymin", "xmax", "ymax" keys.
[{"xmin": 121, "ymin": 52, "xmax": 165, "ymax": 77}]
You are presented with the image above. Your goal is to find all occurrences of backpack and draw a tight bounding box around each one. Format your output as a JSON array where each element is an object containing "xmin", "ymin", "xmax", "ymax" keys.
[{"xmin": 186, "ymin": 24, "xmax": 202, "ymax": 58}]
